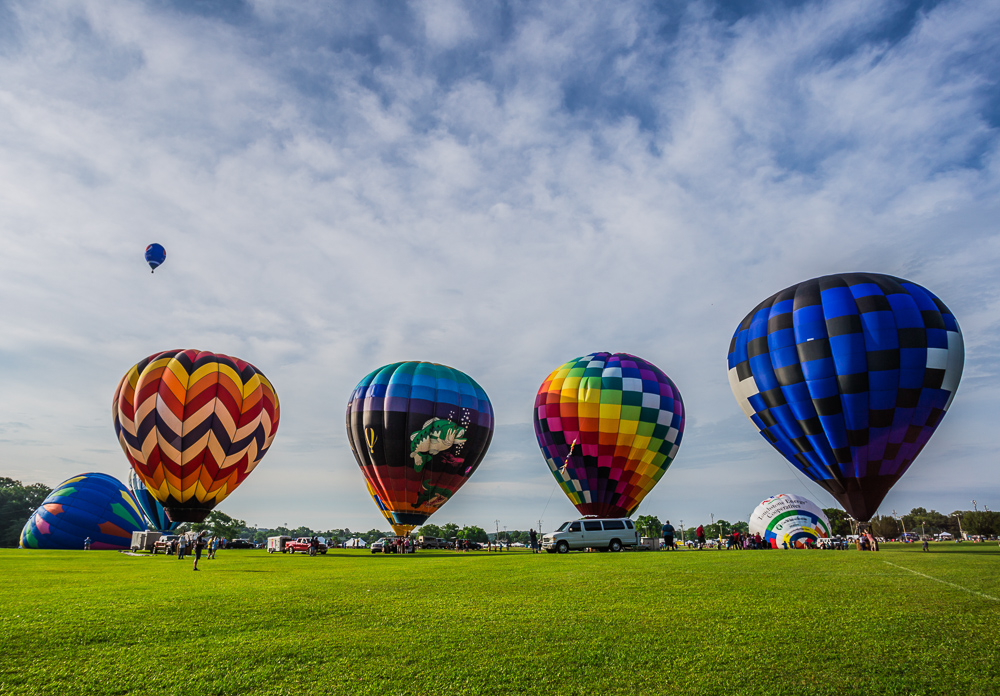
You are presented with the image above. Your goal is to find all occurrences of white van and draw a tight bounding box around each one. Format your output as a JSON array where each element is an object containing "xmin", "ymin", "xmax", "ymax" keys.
[{"xmin": 542, "ymin": 518, "xmax": 639, "ymax": 553}]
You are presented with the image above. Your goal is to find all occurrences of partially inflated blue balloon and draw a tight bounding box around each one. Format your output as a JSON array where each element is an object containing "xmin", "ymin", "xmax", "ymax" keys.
[{"xmin": 20, "ymin": 473, "xmax": 147, "ymax": 549}]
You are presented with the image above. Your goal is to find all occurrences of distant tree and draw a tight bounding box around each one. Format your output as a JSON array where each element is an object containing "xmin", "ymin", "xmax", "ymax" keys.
[
  {"xmin": 869, "ymin": 515, "xmax": 898, "ymax": 539},
  {"xmin": 458, "ymin": 525, "xmax": 488, "ymax": 543},
  {"xmin": 190, "ymin": 510, "xmax": 247, "ymax": 540},
  {"xmin": 634, "ymin": 515, "xmax": 661, "ymax": 538},
  {"xmin": 963, "ymin": 511, "xmax": 1000, "ymax": 537},
  {"xmin": 416, "ymin": 524, "xmax": 443, "ymax": 539},
  {"xmin": 823, "ymin": 508, "xmax": 852, "ymax": 536},
  {"xmin": 731, "ymin": 521, "xmax": 750, "ymax": 535},
  {"xmin": 361, "ymin": 528, "xmax": 388, "ymax": 542},
  {"xmin": 903, "ymin": 508, "xmax": 951, "ymax": 536},
  {"xmin": 0, "ymin": 478, "xmax": 51, "ymax": 548},
  {"xmin": 439, "ymin": 522, "xmax": 459, "ymax": 540}
]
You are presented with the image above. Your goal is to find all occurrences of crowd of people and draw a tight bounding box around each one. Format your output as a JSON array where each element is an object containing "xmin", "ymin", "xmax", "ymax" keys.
[{"xmin": 155, "ymin": 532, "xmax": 222, "ymax": 570}]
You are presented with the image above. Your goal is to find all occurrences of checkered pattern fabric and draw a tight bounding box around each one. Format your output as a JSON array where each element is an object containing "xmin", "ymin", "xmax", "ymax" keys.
[
  {"xmin": 727, "ymin": 273, "xmax": 964, "ymax": 521},
  {"xmin": 347, "ymin": 362, "xmax": 494, "ymax": 537},
  {"xmin": 533, "ymin": 352, "xmax": 685, "ymax": 518}
]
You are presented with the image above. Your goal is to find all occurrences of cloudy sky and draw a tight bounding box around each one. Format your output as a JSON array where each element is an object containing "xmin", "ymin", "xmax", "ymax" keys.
[{"xmin": 1, "ymin": 0, "xmax": 998, "ymax": 533}]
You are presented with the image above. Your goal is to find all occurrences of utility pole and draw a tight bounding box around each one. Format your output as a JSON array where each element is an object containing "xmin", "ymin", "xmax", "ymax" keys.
[
  {"xmin": 953, "ymin": 513, "xmax": 964, "ymax": 540},
  {"xmin": 972, "ymin": 500, "xmax": 977, "ymax": 512},
  {"xmin": 893, "ymin": 510, "xmax": 907, "ymax": 537}
]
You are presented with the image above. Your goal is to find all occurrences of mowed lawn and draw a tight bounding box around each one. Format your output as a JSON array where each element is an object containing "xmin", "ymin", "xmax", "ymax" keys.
[{"xmin": 1, "ymin": 544, "xmax": 998, "ymax": 696}]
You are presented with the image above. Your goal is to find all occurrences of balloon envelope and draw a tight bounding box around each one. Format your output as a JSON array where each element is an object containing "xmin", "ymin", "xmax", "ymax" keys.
[
  {"xmin": 113, "ymin": 349, "xmax": 280, "ymax": 523},
  {"xmin": 20, "ymin": 473, "xmax": 147, "ymax": 550},
  {"xmin": 533, "ymin": 352, "xmax": 685, "ymax": 518},
  {"xmin": 145, "ymin": 243, "xmax": 166, "ymax": 272},
  {"xmin": 127, "ymin": 470, "xmax": 180, "ymax": 531},
  {"xmin": 346, "ymin": 362, "xmax": 494, "ymax": 537},
  {"xmin": 748, "ymin": 493, "xmax": 831, "ymax": 549},
  {"xmin": 728, "ymin": 273, "xmax": 964, "ymax": 521}
]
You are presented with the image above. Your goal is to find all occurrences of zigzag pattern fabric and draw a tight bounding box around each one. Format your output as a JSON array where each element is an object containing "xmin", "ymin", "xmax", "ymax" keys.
[
  {"xmin": 127, "ymin": 469, "xmax": 180, "ymax": 531},
  {"xmin": 113, "ymin": 349, "xmax": 280, "ymax": 523},
  {"xmin": 533, "ymin": 352, "xmax": 685, "ymax": 518},
  {"xmin": 727, "ymin": 273, "xmax": 964, "ymax": 521}
]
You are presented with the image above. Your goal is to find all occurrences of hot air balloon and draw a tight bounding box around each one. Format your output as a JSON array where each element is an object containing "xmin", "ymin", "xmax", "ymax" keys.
[
  {"xmin": 346, "ymin": 362, "xmax": 494, "ymax": 537},
  {"xmin": 20, "ymin": 473, "xmax": 147, "ymax": 550},
  {"xmin": 727, "ymin": 273, "xmax": 964, "ymax": 522},
  {"xmin": 113, "ymin": 349, "xmax": 280, "ymax": 523},
  {"xmin": 748, "ymin": 494, "xmax": 831, "ymax": 549},
  {"xmin": 145, "ymin": 243, "xmax": 166, "ymax": 273},
  {"xmin": 533, "ymin": 352, "xmax": 685, "ymax": 518},
  {"xmin": 127, "ymin": 470, "xmax": 180, "ymax": 532}
]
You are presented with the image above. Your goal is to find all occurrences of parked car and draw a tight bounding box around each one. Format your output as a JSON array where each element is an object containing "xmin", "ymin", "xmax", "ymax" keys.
[
  {"xmin": 370, "ymin": 537, "xmax": 388, "ymax": 553},
  {"xmin": 285, "ymin": 537, "xmax": 328, "ymax": 554},
  {"xmin": 227, "ymin": 538, "xmax": 255, "ymax": 549},
  {"xmin": 541, "ymin": 518, "xmax": 639, "ymax": 553},
  {"xmin": 418, "ymin": 536, "xmax": 447, "ymax": 549}
]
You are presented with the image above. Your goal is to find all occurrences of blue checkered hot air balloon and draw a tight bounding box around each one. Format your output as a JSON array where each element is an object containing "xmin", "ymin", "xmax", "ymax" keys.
[{"xmin": 727, "ymin": 273, "xmax": 963, "ymax": 521}]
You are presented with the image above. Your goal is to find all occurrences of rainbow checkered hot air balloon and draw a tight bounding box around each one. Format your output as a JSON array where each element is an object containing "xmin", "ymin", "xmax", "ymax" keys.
[
  {"xmin": 20, "ymin": 473, "xmax": 147, "ymax": 550},
  {"xmin": 113, "ymin": 350, "xmax": 280, "ymax": 523},
  {"xmin": 533, "ymin": 352, "xmax": 685, "ymax": 518},
  {"xmin": 347, "ymin": 362, "xmax": 494, "ymax": 537}
]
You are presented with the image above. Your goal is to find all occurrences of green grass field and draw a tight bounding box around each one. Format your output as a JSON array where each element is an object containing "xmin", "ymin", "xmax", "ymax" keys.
[{"xmin": 1, "ymin": 544, "xmax": 998, "ymax": 695}]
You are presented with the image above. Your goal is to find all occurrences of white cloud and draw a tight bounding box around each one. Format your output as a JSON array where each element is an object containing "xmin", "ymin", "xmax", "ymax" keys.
[{"xmin": 1, "ymin": 0, "xmax": 999, "ymax": 531}]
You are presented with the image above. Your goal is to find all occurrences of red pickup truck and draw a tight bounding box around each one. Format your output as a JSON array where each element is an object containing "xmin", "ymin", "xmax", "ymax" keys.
[{"xmin": 285, "ymin": 537, "xmax": 328, "ymax": 555}]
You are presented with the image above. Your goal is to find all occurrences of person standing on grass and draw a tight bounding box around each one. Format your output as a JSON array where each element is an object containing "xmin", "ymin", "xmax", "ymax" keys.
[
  {"xmin": 662, "ymin": 521, "xmax": 675, "ymax": 551},
  {"xmin": 177, "ymin": 534, "xmax": 187, "ymax": 560},
  {"xmin": 529, "ymin": 529, "xmax": 538, "ymax": 554},
  {"xmin": 922, "ymin": 538, "xmax": 929, "ymax": 552},
  {"xmin": 696, "ymin": 525, "xmax": 705, "ymax": 549},
  {"xmin": 192, "ymin": 532, "xmax": 206, "ymax": 571},
  {"xmin": 83, "ymin": 536, "xmax": 91, "ymax": 550},
  {"xmin": 208, "ymin": 537, "xmax": 218, "ymax": 559}
]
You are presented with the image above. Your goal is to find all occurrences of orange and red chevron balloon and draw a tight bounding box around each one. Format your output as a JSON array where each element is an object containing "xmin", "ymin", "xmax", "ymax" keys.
[{"xmin": 113, "ymin": 349, "xmax": 280, "ymax": 523}]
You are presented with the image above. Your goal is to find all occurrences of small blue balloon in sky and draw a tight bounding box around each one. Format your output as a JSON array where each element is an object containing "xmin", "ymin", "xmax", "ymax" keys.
[{"xmin": 144, "ymin": 243, "xmax": 166, "ymax": 273}]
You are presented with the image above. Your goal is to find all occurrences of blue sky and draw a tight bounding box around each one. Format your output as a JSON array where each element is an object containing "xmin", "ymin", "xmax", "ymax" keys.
[{"xmin": 1, "ymin": 0, "xmax": 998, "ymax": 532}]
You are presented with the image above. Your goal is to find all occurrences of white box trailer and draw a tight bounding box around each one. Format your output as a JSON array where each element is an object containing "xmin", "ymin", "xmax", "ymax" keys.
[
  {"xmin": 639, "ymin": 536, "xmax": 661, "ymax": 551},
  {"xmin": 130, "ymin": 530, "xmax": 162, "ymax": 552},
  {"xmin": 267, "ymin": 536, "xmax": 292, "ymax": 553}
]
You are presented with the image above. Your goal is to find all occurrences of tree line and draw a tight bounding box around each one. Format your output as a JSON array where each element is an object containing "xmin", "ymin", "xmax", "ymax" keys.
[{"xmin": 3, "ymin": 476, "xmax": 998, "ymax": 547}]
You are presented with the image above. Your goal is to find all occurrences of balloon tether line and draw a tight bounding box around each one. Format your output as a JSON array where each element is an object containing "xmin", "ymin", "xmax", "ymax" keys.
[
  {"xmin": 540, "ymin": 441, "xmax": 576, "ymax": 525},
  {"xmin": 538, "ymin": 478, "xmax": 559, "ymax": 527}
]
